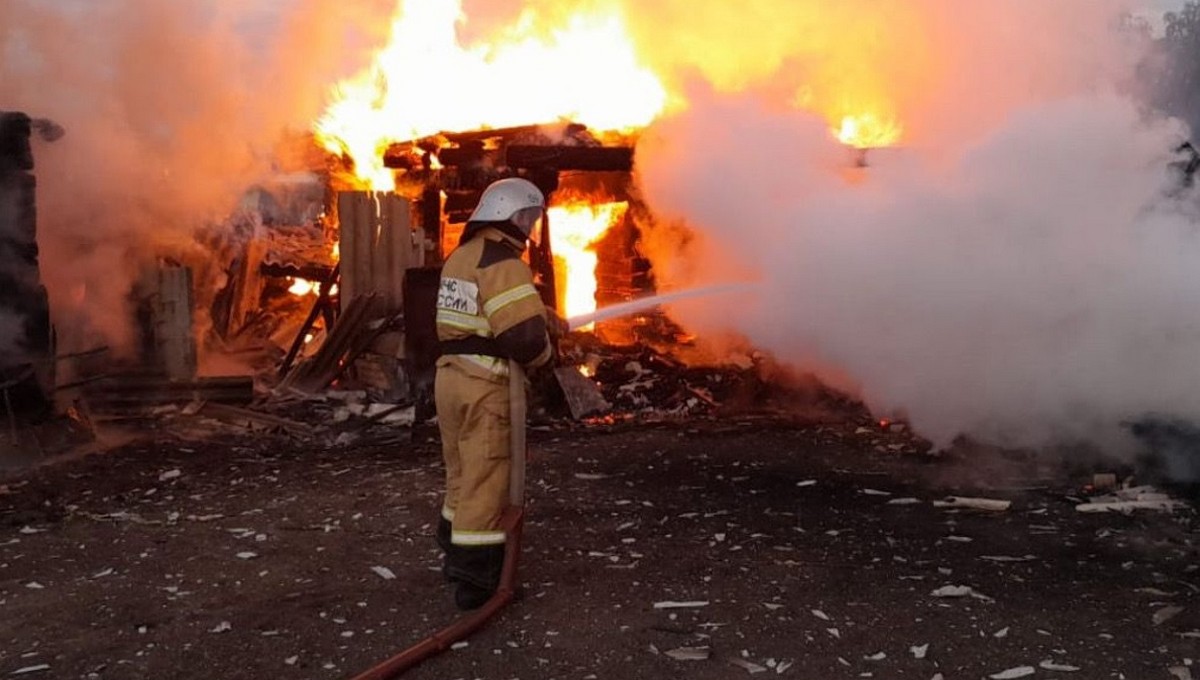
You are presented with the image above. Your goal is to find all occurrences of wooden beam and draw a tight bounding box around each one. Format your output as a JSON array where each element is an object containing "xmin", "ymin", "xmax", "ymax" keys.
[{"xmin": 505, "ymin": 146, "xmax": 634, "ymax": 172}]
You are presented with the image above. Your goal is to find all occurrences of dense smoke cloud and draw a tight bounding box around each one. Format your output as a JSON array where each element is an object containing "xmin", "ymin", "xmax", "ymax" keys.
[
  {"xmin": 0, "ymin": 0, "xmax": 391, "ymax": 354},
  {"xmin": 634, "ymin": 1, "xmax": 1200, "ymax": 472}
]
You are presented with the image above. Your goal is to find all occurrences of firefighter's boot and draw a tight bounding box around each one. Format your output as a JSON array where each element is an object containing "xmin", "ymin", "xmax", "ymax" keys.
[{"xmin": 450, "ymin": 544, "xmax": 505, "ymax": 611}]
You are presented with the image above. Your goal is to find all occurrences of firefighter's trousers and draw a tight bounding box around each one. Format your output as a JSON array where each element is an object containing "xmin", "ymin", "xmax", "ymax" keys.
[{"xmin": 435, "ymin": 362, "xmax": 510, "ymax": 588}]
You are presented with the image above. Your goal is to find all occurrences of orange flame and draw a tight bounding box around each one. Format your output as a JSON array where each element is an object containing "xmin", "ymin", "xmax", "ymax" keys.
[
  {"xmin": 547, "ymin": 200, "xmax": 629, "ymax": 325},
  {"xmin": 314, "ymin": 0, "xmax": 668, "ymax": 190},
  {"xmin": 837, "ymin": 113, "xmax": 903, "ymax": 149},
  {"xmin": 314, "ymin": 1, "xmax": 912, "ymax": 190}
]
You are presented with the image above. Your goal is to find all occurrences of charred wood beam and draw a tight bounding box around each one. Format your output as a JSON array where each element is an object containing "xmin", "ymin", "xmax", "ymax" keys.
[
  {"xmin": 505, "ymin": 146, "xmax": 633, "ymax": 172},
  {"xmin": 259, "ymin": 261, "xmax": 336, "ymax": 282},
  {"xmin": 443, "ymin": 190, "xmax": 483, "ymax": 214},
  {"xmin": 434, "ymin": 143, "xmax": 487, "ymax": 168},
  {"xmin": 278, "ymin": 263, "xmax": 340, "ymax": 378}
]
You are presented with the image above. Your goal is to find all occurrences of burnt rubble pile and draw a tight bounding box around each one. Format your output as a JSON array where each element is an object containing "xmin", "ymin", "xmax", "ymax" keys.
[{"xmin": 551, "ymin": 318, "xmax": 870, "ymax": 424}]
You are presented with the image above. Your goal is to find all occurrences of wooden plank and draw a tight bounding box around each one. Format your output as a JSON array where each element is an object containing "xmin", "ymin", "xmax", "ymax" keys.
[
  {"xmin": 83, "ymin": 375, "xmax": 253, "ymax": 411},
  {"xmin": 283, "ymin": 292, "xmax": 380, "ymax": 393},
  {"xmin": 199, "ymin": 402, "xmax": 315, "ymax": 436},
  {"xmin": 227, "ymin": 237, "xmax": 267, "ymax": 336},
  {"xmin": 337, "ymin": 191, "xmax": 418, "ymax": 315}
]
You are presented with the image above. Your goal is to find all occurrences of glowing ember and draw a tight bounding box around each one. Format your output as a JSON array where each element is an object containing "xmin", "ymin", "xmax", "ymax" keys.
[
  {"xmin": 547, "ymin": 200, "xmax": 629, "ymax": 326},
  {"xmin": 578, "ymin": 364, "xmax": 596, "ymax": 378},
  {"xmin": 288, "ymin": 277, "xmax": 319, "ymax": 296},
  {"xmin": 314, "ymin": 0, "xmax": 668, "ymax": 189}
]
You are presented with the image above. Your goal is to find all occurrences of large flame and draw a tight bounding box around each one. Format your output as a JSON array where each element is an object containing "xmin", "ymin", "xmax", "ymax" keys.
[
  {"xmin": 548, "ymin": 200, "xmax": 630, "ymax": 323},
  {"xmin": 315, "ymin": 0, "xmax": 913, "ymax": 188},
  {"xmin": 314, "ymin": 0, "xmax": 668, "ymax": 190}
]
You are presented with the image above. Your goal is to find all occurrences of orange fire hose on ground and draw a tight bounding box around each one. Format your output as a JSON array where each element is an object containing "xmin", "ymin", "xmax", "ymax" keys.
[{"xmin": 349, "ymin": 362, "xmax": 529, "ymax": 680}]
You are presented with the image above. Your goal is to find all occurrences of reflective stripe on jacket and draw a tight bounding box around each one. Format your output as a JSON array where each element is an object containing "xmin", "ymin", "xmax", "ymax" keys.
[{"xmin": 436, "ymin": 227, "xmax": 553, "ymax": 380}]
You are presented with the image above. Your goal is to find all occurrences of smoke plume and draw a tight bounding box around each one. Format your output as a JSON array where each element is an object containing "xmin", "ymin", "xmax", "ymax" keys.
[
  {"xmin": 632, "ymin": 1, "xmax": 1200, "ymax": 471},
  {"xmin": 0, "ymin": 0, "xmax": 391, "ymax": 354}
]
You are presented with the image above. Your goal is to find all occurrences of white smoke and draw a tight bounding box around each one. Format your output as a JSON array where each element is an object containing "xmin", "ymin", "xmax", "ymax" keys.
[{"xmin": 635, "ymin": 3, "xmax": 1200, "ymax": 469}]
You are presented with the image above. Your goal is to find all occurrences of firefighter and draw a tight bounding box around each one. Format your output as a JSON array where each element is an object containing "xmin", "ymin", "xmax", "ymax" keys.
[{"xmin": 434, "ymin": 177, "xmax": 556, "ymax": 610}]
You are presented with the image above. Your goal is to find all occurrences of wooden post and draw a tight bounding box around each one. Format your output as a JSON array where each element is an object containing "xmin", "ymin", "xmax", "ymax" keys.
[{"xmin": 155, "ymin": 265, "xmax": 197, "ymax": 380}]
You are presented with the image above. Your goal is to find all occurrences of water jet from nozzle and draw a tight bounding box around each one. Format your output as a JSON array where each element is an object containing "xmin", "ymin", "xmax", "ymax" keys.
[{"xmin": 566, "ymin": 284, "xmax": 757, "ymax": 332}]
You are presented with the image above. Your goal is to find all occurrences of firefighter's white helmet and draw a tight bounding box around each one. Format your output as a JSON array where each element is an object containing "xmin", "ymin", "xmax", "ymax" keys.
[{"xmin": 468, "ymin": 178, "xmax": 545, "ymax": 232}]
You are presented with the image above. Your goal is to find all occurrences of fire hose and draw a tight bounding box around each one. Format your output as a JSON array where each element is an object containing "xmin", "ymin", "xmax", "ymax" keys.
[
  {"xmin": 348, "ymin": 361, "xmax": 528, "ymax": 680},
  {"xmin": 349, "ymin": 285, "xmax": 751, "ymax": 678}
]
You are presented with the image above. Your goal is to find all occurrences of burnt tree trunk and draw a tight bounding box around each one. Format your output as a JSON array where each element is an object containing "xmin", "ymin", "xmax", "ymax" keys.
[{"xmin": 0, "ymin": 111, "xmax": 53, "ymax": 415}]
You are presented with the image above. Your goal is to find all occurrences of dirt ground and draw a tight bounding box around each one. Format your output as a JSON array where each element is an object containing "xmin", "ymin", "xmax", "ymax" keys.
[{"xmin": 1, "ymin": 414, "xmax": 1197, "ymax": 680}]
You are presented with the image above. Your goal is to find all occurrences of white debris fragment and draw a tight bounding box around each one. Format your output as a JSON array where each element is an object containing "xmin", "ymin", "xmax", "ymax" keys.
[
  {"xmin": 236, "ymin": 552, "xmax": 258, "ymax": 560},
  {"xmin": 795, "ymin": 480, "xmax": 817, "ymax": 488},
  {"xmin": 826, "ymin": 628, "xmax": 840, "ymax": 639},
  {"xmin": 92, "ymin": 568, "xmax": 114, "ymax": 578},
  {"xmin": 1076, "ymin": 499, "xmax": 1187, "ymax": 513},
  {"xmin": 9, "ymin": 665, "xmax": 50, "ymax": 675},
  {"xmin": 775, "ymin": 660, "xmax": 794, "ymax": 674},
  {"xmin": 664, "ymin": 647, "xmax": 711, "ymax": 661},
  {"xmin": 931, "ymin": 675, "xmax": 945, "ymax": 680},
  {"xmin": 450, "ymin": 641, "xmax": 469, "ymax": 650},
  {"xmin": 285, "ymin": 656, "xmax": 299, "ymax": 666},
  {"xmin": 728, "ymin": 658, "xmax": 768, "ymax": 674},
  {"xmin": 946, "ymin": 535, "xmax": 973, "ymax": 543},
  {"xmin": 861, "ymin": 489, "xmax": 892, "ymax": 496},
  {"xmin": 865, "ymin": 652, "xmax": 887, "ymax": 661},
  {"xmin": 1076, "ymin": 486, "xmax": 1187, "ymax": 513},
  {"xmin": 574, "ymin": 473, "xmax": 608, "ymax": 480},
  {"xmin": 931, "ymin": 585, "xmax": 993, "ymax": 602},
  {"xmin": 888, "ymin": 498, "xmax": 922, "ymax": 506},
  {"xmin": 158, "ymin": 469, "xmax": 182, "ymax": 482},
  {"xmin": 989, "ymin": 667, "xmax": 1036, "ymax": 679},
  {"xmin": 1153, "ymin": 606, "xmax": 1185, "ymax": 626},
  {"xmin": 994, "ymin": 627, "xmax": 1010, "ymax": 638},
  {"xmin": 1039, "ymin": 659, "xmax": 1081, "ymax": 672},
  {"xmin": 933, "ymin": 497, "xmax": 1012, "ymax": 512},
  {"xmin": 1168, "ymin": 666, "xmax": 1194, "ymax": 680},
  {"xmin": 18, "ymin": 526, "xmax": 44, "ymax": 535},
  {"xmin": 811, "ymin": 609, "xmax": 830, "ymax": 621},
  {"xmin": 653, "ymin": 601, "xmax": 710, "ymax": 610},
  {"xmin": 981, "ymin": 555, "xmax": 1037, "ymax": 563},
  {"xmin": 210, "ymin": 621, "xmax": 232, "ymax": 633},
  {"xmin": 911, "ymin": 644, "xmax": 929, "ymax": 659},
  {"xmin": 370, "ymin": 566, "xmax": 396, "ymax": 580},
  {"xmin": 24, "ymin": 581, "xmax": 44, "ymax": 590}
]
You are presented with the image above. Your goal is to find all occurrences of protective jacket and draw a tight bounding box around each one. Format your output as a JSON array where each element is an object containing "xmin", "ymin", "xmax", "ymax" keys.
[{"xmin": 434, "ymin": 224, "xmax": 552, "ymax": 590}]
